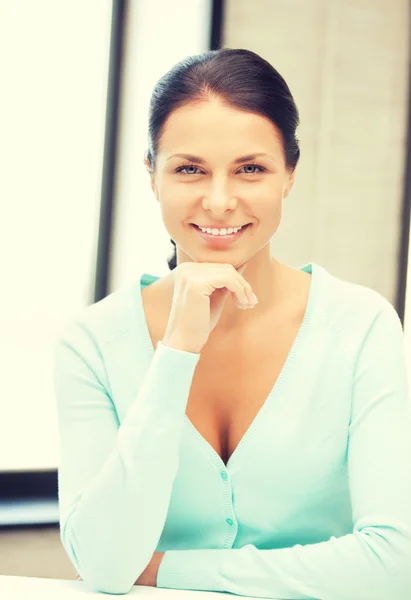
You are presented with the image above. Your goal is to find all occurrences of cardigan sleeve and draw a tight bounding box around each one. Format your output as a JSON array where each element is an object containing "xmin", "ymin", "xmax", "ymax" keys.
[
  {"xmin": 156, "ymin": 302, "xmax": 411, "ymax": 600},
  {"xmin": 53, "ymin": 322, "xmax": 200, "ymax": 595}
]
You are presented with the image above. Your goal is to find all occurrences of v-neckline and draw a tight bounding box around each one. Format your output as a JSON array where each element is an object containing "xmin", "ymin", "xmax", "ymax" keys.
[{"xmin": 134, "ymin": 262, "xmax": 322, "ymax": 472}]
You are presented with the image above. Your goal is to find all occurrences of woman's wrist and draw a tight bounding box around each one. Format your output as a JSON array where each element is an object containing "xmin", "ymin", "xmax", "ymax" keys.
[
  {"xmin": 152, "ymin": 551, "xmax": 165, "ymax": 585},
  {"xmin": 135, "ymin": 551, "xmax": 165, "ymax": 587}
]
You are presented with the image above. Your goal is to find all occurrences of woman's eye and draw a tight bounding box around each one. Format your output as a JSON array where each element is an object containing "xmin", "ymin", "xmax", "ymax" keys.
[
  {"xmin": 175, "ymin": 163, "xmax": 266, "ymax": 175},
  {"xmin": 240, "ymin": 164, "xmax": 266, "ymax": 174},
  {"xmin": 176, "ymin": 165, "xmax": 201, "ymax": 175}
]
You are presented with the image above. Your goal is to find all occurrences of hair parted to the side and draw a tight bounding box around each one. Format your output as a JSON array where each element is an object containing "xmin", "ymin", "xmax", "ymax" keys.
[{"xmin": 144, "ymin": 47, "xmax": 301, "ymax": 271}]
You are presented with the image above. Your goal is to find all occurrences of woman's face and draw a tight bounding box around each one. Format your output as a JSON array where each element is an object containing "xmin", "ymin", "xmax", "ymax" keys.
[{"xmin": 147, "ymin": 98, "xmax": 295, "ymax": 266}]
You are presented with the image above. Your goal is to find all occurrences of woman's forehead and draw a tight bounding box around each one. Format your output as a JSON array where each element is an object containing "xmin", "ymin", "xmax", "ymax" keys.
[{"xmin": 158, "ymin": 103, "xmax": 284, "ymax": 158}]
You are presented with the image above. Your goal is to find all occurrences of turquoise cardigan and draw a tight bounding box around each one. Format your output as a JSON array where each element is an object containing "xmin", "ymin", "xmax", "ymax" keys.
[{"xmin": 53, "ymin": 262, "xmax": 411, "ymax": 597}]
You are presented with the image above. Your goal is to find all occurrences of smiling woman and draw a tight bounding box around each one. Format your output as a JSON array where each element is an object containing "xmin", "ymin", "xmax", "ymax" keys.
[
  {"xmin": 143, "ymin": 48, "xmax": 300, "ymax": 271},
  {"xmin": 54, "ymin": 46, "xmax": 411, "ymax": 600}
]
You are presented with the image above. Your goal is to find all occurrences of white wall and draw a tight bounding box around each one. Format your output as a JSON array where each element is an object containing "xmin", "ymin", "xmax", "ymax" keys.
[{"xmin": 0, "ymin": 0, "xmax": 112, "ymax": 470}]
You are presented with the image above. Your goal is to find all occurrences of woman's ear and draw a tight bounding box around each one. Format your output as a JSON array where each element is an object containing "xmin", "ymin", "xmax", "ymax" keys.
[
  {"xmin": 144, "ymin": 157, "xmax": 153, "ymax": 174},
  {"xmin": 149, "ymin": 176, "xmax": 159, "ymax": 200},
  {"xmin": 145, "ymin": 158, "xmax": 159, "ymax": 200},
  {"xmin": 150, "ymin": 174, "xmax": 159, "ymax": 199},
  {"xmin": 284, "ymin": 168, "xmax": 296, "ymax": 199}
]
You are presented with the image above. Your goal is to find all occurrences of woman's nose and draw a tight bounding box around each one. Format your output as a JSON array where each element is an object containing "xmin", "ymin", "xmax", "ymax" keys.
[{"xmin": 203, "ymin": 189, "xmax": 236, "ymax": 213}]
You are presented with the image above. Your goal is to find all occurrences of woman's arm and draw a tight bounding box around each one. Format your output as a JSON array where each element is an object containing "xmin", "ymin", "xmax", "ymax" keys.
[
  {"xmin": 75, "ymin": 552, "xmax": 165, "ymax": 587},
  {"xmin": 54, "ymin": 324, "xmax": 200, "ymax": 595},
  {"xmin": 155, "ymin": 302, "xmax": 411, "ymax": 600},
  {"xmin": 135, "ymin": 552, "xmax": 165, "ymax": 586}
]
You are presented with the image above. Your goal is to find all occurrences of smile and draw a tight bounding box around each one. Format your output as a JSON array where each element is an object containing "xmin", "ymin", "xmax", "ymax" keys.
[{"xmin": 191, "ymin": 223, "xmax": 251, "ymax": 246}]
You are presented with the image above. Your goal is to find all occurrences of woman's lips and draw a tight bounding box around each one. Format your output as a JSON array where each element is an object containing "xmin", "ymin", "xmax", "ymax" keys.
[{"xmin": 191, "ymin": 223, "xmax": 251, "ymax": 247}]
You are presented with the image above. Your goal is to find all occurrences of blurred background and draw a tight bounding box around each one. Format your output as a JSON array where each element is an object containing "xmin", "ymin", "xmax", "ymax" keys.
[{"xmin": 1, "ymin": 0, "xmax": 410, "ymax": 581}]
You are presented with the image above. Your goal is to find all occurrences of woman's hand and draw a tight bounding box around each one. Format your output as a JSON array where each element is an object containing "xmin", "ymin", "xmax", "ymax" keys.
[
  {"xmin": 162, "ymin": 261, "xmax": 257, "ymax": 354},
  {"xmin": 135, "ymin": 551, "xmax": 165, "ymax": 587}
]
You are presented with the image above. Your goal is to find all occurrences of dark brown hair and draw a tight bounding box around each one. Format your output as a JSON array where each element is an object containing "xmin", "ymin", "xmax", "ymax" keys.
[{"xmin": 145, "ymin": 48, "xmax": 300, "ymax": 270}]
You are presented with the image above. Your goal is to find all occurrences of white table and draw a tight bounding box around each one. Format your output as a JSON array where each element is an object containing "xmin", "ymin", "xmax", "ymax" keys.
[{"xmin": 0, "ymin": 575, "xmax": 264, "ymax": 599}]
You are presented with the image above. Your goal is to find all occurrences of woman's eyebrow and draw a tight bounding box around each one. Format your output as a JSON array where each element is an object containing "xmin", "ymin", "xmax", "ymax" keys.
[{"xmin": 167, "ymin": 152, "xmax": 276, "ymax": 164}]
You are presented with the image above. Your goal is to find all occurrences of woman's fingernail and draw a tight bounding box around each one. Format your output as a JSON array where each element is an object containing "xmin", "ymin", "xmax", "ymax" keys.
[
  {"xmin": 237, "ymin": 301, "xmax": 249, "ymax": 309},
  {"xmin": 251, "ymin": 293, "xmax": 258, "ymax": 304},
  {"xmin": 241, "ymin": 302, "xmax": 256, "ymax": 310}
]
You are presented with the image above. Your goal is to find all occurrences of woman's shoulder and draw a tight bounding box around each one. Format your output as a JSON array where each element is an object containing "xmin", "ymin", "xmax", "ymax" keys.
[
  {"xmin": 140, "ymin": 272, "xmax": 161, "ymax": 289},
  {"xmin": 55, "ymin": 273, "xmax": 154, "ymax": 353},
  {"xmin": 315, "ymin": 263, "xmax": 401, "ymax": 352},
  {"xmin": 321, "ymin": 265, "xmax": 396, "ymax": 318}
]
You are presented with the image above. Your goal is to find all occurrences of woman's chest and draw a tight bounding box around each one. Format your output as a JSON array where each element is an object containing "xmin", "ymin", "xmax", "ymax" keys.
[
  {"xmin": 140, "ymin": 279, "xmax": 308, "ymax": 466},
  {"xmin": 185, "ymin": 319, "xmax": 303, "ymax": 466},
  {"xmin": 158, "ymin": 365, "xmax": 352, "ymax": 551}
]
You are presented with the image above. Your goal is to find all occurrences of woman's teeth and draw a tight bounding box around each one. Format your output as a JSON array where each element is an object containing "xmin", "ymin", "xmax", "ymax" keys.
[{"xmin": 196, "ymin": 225, "xmax": 244, "ymax": 236}]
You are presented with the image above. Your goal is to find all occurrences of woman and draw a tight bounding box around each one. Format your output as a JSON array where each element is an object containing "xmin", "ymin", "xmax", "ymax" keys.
[{"xmin": 54, "ymin": 48, "xmax": 411, "ymax": 598}]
